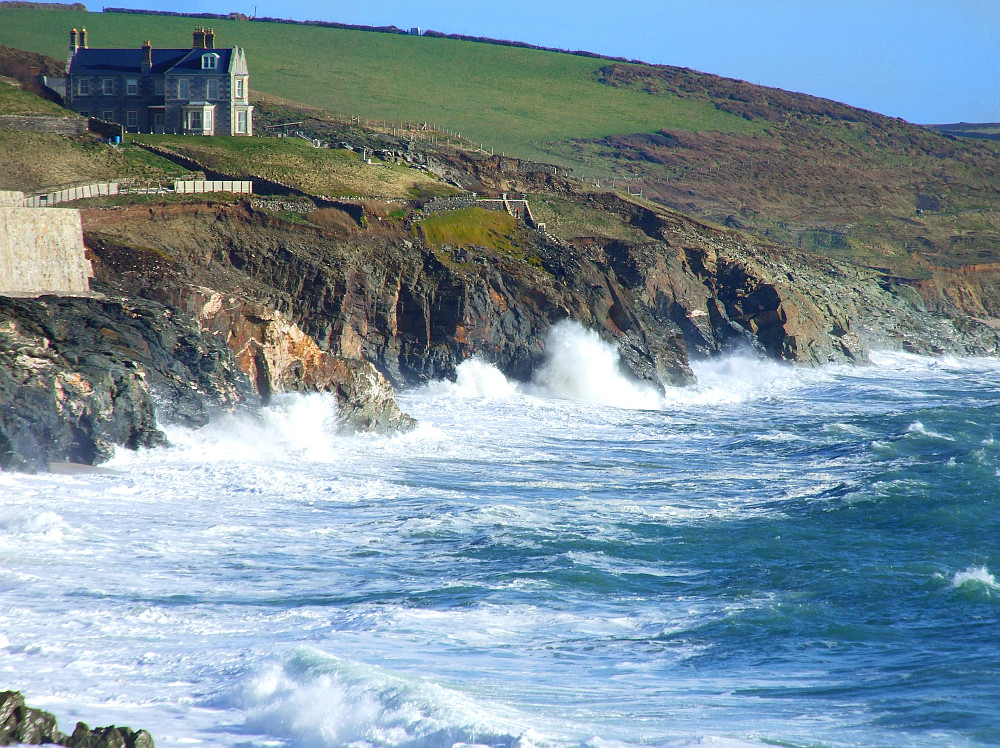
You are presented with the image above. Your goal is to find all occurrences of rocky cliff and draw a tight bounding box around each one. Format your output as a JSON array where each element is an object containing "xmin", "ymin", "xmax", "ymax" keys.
[{"xmin": 81, "ymin": 193, "xmax": 1000, "ymax": 403}]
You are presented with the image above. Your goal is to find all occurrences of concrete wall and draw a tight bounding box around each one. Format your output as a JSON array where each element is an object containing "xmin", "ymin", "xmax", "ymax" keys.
[
  {"xmin": 0, "ymin": 208, "xmax": 93, "ymax": 297},
  {"xmin": 0, "ymin": 192, "xmax": 26, "ymax": 207}
]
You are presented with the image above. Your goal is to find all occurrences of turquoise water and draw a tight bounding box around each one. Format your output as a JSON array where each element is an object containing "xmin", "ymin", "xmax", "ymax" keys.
[{"xmin": 0, "ymin": 325, "xmax": 998, "ymax": 747}]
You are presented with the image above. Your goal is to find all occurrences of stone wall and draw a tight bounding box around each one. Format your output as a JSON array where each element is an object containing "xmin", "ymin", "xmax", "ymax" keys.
[
  {"xmin": 0, "ymin": 208, "xmax": 93, "ymax": 296},
  {"xmin": 0, "ymin": 115, "xmax": 88, "ymax": 137}
]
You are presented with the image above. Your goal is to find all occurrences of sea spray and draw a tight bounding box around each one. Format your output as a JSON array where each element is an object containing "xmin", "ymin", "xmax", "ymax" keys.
[
  {"xmin": 530, "ymin": 322, "xmax": 663, "ymax": 409},
  {"xmin": 232, "ymin": 649, "xmax": 539, "ymax": 748}
]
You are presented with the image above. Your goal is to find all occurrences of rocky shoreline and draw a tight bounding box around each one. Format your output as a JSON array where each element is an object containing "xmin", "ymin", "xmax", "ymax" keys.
[
  {"xmin": 0, "ymin": 691, "xmax": 153, "ymax": 747},
  {"xmin": 4, "ymin": 183, "xmax": 1000, "ymax": 471}
]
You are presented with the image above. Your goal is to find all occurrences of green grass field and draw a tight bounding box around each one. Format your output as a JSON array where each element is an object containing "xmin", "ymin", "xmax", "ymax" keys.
[{"xmin": 0, "ymin": 8, "xmax": 757, "ymax": 164}]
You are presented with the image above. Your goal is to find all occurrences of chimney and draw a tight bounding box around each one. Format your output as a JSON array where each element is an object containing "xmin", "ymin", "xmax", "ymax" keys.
[
  {"xmin": 192, "ymin": 26, "xmax": 206, "ymax": 49},
  {"xmin": 80, "ymin": 27, "xmax": 88, "ymax": 48},
  {"xmin": 141, "ymin": 40, "xmax": 152, "ymax": 72},
  {"xmin": 205, "ymin": 28, "xmax": 215, "ymax": 49},
  {"xmin": 67, "ymin": 28, "xmax": 79, "ymax": 70}
]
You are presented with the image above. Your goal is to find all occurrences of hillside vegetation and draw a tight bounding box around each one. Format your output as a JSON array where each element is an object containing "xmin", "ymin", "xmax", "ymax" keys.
[
  {"xmin": 3, "ymin": 6, "xmax": 1000, "ymax": 278},
  {"xmin": 131, "ymin": 134, "xmax": 458, "ymax": 199},
  {"xmin": 0, "ymin": 7, "xmax": 758, "ymax": 164}
]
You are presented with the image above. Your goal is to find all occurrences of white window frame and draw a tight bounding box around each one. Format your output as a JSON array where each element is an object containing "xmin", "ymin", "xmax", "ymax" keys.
[
  {"xmin": 206, "ymin": 79, "xmax": 218, "ymax": 99},
  {"xmin": 236, "ymin": 110, "xmax": 247, "ymax": 134},
  {"xmin": 77, "ymin": 78, "xmax": 90, "ymax": 96},
  {"xmin": 153, "ymin": 78, "xmax": 164, "ymax": 96},
  {"xmin": 235, "ymin": 78, "xmax": 244, "ymax": 99},
  {"xmin": 201, "ymin": 53, "xmax": 219, "ymax": 70},
  {"xmin": 126, "ymin": 79, "xmax": 138, "ymax": 96},
  {"xmin": 102, "ymin": 110, "xmax": 114, "ymax": 121},
  {"xmin": 126, "ymin": 110, "xmax": 138, "ymax": 129},
  {"xmin": 187, "ymin": 110, "xmax": 202, "ymax": 131},
  {"xmin": 102, "ymin": 78, "xmax": 113, "ymax": 96},
  {"xmin": 179, "ymin": 78, "xmax": 190, "ymax": 99},
  {"xmin": 204, "ymin": 109, "xmax": 213, "ymax": 132}
]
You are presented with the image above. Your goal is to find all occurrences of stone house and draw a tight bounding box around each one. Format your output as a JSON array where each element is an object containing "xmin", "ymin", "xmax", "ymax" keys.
[{"xmin": 64, "ymin": 27, "xmax": 253, "ymax": 136}]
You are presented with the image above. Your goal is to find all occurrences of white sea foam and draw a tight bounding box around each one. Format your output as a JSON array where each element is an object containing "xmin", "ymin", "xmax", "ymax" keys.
[
  {"xmin": 529, "ymin": 322, "xmax": 664, "ymax": 409},
  {"xmin": 109, "ymin": 392, "xmax": 343, "ymax": 467},
  {"xmin": 951, "ymin": 566, "xmax": 1000, "ymax": 594},
  {"xmin": 230, "ymin": 649, "xmax": 539, "ymax": 748}
]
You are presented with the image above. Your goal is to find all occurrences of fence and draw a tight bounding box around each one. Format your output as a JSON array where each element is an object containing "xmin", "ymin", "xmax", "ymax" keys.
[
  {"xmin": 22, "ymin": 182, "xmax": 120, "ymax": 208},
  {"xmin": 173, "ymin": 180, "xmax": 254, "ymax": 194},
  {"xmin": 18, "ymin": 180, "xmax": 254, "ymax": 207}
]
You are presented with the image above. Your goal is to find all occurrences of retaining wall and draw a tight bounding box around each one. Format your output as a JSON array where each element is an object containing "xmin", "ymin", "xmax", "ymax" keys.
[
  {"xmin": 0, "ymin": 207, "xmax": 93, "ymax": 296},
  {"xmin": 0, "ymin": 115, "xmax": 88, "ymax": 137},
  {"xmin": 0, "ymin": 192, "xmax": 26, "ymax": 207}
]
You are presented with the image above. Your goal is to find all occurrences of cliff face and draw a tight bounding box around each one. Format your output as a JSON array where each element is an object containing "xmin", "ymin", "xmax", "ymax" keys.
[
  {"xmin": 0, "ymin": 294, "xmax": 256, "ymax": 471},
  {"xmin": 81, "ymin": 196, "xmax": 1000, "ymax": 406}
]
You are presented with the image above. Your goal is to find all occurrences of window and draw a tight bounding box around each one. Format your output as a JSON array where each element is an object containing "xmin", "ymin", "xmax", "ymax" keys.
[
  {"xmin": 126, "ymin": 79, "xmax": 138, "ymax": 96},
  {"xmin": 153, "ymin": 78, "xmax": 164, "ymax": 96},
  {"xmin": 204, "ymin": 109, "xmax": 212, "ymax": 132},
  {"xmin": 79, "ymin": 110, "xmax": 89, "ymax": 118},
  {"xmin": 236, "ymin": 110, "xmax": 247, "ymax": 134},
  {"xmin": 187, "ymin": 110, "xmax": 202, "ymax": 131},
  {"xmin": 235, "ymin": 78, "xmax": 244, "ymax": 99},
  {"xmin": 206, "ymin": 79, "xmax": 218, "ymax": 99},
  {"xmin": 201, "ymin": 53, "xmax": 219, "ymax": 70},
  {"xmin": 179, "ymin": 79, "xmax": 190, "ymax": 99},
  {"xmin": 126, "ymin": 110, "xmax": 137, "ymax": 129},
  {"xmin": 77, "ymin": 78, "xmax": 90, "ymax": 96},
  {"xmin": 102, "ymin": 78, "xmax": 113, "ymax": 95},
  {"xmin": 102, "ymin": 110, "xmax": 114, "ymax": 121}
]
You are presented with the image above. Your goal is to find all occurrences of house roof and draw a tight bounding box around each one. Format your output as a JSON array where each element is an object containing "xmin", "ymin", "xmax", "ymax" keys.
[{"xmin": 68, "ymin": 47, "xmax": 236, "ymax": 76}]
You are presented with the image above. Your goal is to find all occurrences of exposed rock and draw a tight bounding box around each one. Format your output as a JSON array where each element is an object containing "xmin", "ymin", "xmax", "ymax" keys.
[
  {"xmin": 79, "ymin": 192, "xmax": 1000, "ymax": 416},
  {"xmin": 0, "ymin": 295, "xmax": 257, "ymax": 471},
  {"xmin": 0, "ymin": 691, "xmax": 153, "ymax": 747},
  {"xmin": 196, "ymin": 291, "xmax": 415, "ymax": 432}
]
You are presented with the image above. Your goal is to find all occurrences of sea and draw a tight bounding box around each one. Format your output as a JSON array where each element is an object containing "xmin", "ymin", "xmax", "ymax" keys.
[{"xmin": 1, "ymin": 321, "xmax": 998, "ymax": 748}]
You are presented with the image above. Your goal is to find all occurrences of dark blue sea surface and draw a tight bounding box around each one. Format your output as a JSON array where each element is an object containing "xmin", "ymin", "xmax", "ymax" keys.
[{"xmin": 0, "ymin": 329, "xmax": 997, "ymax": 748}]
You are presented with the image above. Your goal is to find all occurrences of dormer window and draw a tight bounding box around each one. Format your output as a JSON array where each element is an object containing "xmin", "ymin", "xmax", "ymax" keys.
[{"xmin": 201, "ymin": 53, "xmax": 219, "ymax": 70}]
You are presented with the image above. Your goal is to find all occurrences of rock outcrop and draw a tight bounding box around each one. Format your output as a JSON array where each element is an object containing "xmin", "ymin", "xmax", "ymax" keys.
[
  {"xmin": 197, "ymin": 292, "xmax": 415, "ymax": 432},
  {"xmin": 0, "ymin": 690, "xmax": 154, "ymax": 747},
  {"xmin": 0, "ymin": 295, "xmax": 256, "ymax": 471}
]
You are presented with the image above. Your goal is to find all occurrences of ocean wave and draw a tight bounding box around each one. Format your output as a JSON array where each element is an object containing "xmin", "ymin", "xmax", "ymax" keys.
[
  {"xmin": 951, "ymin": 566, "xmax": 1000, "ymax": 596},
  {"xmin": 228, "ymin": 648, "xmax": 543, "ymax": 748},
  {"xmin": 528, "ymin": 322, "xmax": 664, "ymax": 410}
]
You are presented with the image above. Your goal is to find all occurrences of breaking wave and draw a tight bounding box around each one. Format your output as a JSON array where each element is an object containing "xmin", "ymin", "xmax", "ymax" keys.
[{"xmin": 229, "ymin": 649, "xmax": 543, "ymax": 748}]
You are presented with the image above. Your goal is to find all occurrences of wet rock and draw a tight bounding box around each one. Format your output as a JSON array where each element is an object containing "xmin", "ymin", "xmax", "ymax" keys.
[
  {"xmin": 0, "ymin": 295, "xmax": 258, "ymax": 471},
  {"xmin": 0, "ymin": 693, "xmax": 153, "ymax": 747}
]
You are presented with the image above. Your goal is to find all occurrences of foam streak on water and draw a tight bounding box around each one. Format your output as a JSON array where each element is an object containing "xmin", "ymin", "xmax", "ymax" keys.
[{"xmin": 1, "ymin": 328, "xmax": 999, "ymax": 748}]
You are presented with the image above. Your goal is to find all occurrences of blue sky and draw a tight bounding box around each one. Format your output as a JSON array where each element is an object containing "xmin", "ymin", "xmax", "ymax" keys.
[{"xmin": 123, "ymin": 1, "xmax": 999, "ymax": 124}]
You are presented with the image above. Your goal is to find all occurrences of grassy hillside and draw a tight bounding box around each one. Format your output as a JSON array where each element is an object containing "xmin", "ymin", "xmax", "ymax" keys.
[
  {"xmin": 0, "ymin": 79, "xmax": 68, "ymax": 114},
  {"xmin": 0, "ymin": 7, "xmax": 758, "ymax": 164},
  {"xmin": 4, "ymin": 6, "xmax": 1000, "ymax": 277},
  {"xmin": 130, "ymin": 134, "xmax": 458, "ymax": 199},
  {"xmin": 0, "ymin": 128, "xmax": 190, "ymax": 191}
]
